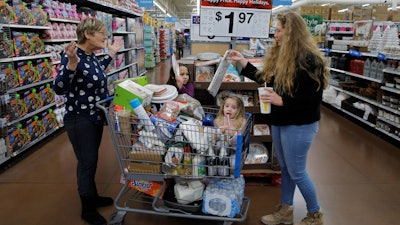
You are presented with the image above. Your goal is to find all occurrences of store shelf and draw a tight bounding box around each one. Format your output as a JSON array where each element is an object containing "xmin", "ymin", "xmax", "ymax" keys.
[
  {"xmin": 0, "ymin": 53, "xmax": 52, "ymax": 63},
  {"xmin": 7, "ymin": 102, "xmax": 57, "ymax": 127},
  {"xmin": 250, "ymin": 135, "xmax": 272, "ymax": 142},
  {"xmin": 381, "ymin": 86, "xmax": 400, "ymax": 95},
  {"xmin": 113, "ymin": 31, "xmax": 136, "ymax": 35},
  {"xmin": 42, "ymin": 38, "xmax": 77, "ymax": 43},
  {"xmin": 0, "ymin": 156, "xmax": 11, "ymax": 166},
  {"xmin": 107, "ymin": 62, "xmax": 137, "ymax": 76},
  {"xmin": 48, "ymin": 18, "xmax": 80, "ymax": 24},
  {"xmin": 62, "ymin": 0, "xmax": 142, "ymax": 18},
  {"xmin": 329, "ymin": 67, "xmax": 383, "ymax": 83},
  {"xmin": 9, "ymin": 127, "xmax": 61, "ymax": 157},
  {"xmin": 0, "ymin": 23, "xmax": 50, "ymax": 29},
  {"xmin": 330, "ymin": 85, "xmax": 400, "ymax": 115},
  {"xmin": 7, "ymin": 78, "xmax": 54, "ymax": 94}
]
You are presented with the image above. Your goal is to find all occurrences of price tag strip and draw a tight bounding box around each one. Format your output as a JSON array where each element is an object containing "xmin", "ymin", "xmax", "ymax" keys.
[
  {"xmin": 207, "ymin": 49, "xmax": 231, "ymax": 97},
  {"xmin": 200, "ymin": 7, "xmax": 271, "ymax": 38}
]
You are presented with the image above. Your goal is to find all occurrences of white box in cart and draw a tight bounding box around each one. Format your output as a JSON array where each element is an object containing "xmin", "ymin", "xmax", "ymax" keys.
[{"xmin": 114, "ymin": 79, "xmax": 153, "ymax": 112}]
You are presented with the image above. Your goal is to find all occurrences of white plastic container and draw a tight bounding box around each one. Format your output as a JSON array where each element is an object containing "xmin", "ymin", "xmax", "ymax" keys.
[{"xmin": 174, "ymin": 180, "xmax": 204, "ymax": 205}]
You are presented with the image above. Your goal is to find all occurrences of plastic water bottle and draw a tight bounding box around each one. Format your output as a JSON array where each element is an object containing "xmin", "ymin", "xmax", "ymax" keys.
[{"xmin": 129, "ymin": 98, "xmax": 155, "ymax": 132}]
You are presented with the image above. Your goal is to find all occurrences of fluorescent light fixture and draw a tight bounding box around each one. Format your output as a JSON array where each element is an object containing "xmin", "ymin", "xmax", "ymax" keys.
[
  {"xmin": 338, "ymin": 8, "xmax": 348, "ymax": 13},
  {"xmin": 167, "ymin": 13, "xmax": 172, "ymax": 17},
  {"xmin": 321, "ymin": 3, "xmax": 330, "ymax": 6},
  {"xmin": 362, "ymin": 4, "xmax": 370, "ymax": 7},
  {"xmin": 154, "ymin": 1, "xmax": 166, "ymax": 14}
]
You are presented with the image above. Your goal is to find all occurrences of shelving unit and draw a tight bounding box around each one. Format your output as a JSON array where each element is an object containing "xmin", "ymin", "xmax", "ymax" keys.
[
  {"xmin": 0, "ymin": 0, "xmax": 144, "ymax": 166},
  {"xmin": 324, "ymin": 48, "xmax": 400, "ymax": 143}
]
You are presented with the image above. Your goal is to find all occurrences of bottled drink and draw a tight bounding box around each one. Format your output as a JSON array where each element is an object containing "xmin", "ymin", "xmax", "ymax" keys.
[
  {"xmin": 218, "ymin": 134, "xmax": 230, "ymax": 176},
  {"xmin": 192, "ymin": 154, "xmax": 206, "ymax": 177},
  {"xmin": 207, "ymin": 138, "xmax": 217, "ymax": 176}
]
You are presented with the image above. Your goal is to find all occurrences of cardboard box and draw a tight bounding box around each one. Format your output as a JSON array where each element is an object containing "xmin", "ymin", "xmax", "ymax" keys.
[
  {"xmin": 371, "ymin": 5, "xmax": 388, "ymax": 14},
  {"xmin": 321, "ymin": 6, "xmax": 330, "ymax": 14},
  {"xmin": 372, "ymin": 13, "xmax": 388, "ymax": 21},
  {"xmin": 299, "ymin": 5, "xmax": 315, "ymax": 15},
  {"xmin": 114, "ymin": 79, "xmax": 153, "ymax": 111},
  {"xmin": 330, "ymin": 6, "xmax": 339, "ymax": 14},
  {"xmin": 126, "ymin": 179, "xmax": 165, "ymax": 198},
  {"xmin": 314, "ymin": 6, "xmax": 323, "ymax": 15},
  {"xmin": 389, "ymin": 10, "xmax": 400, "ymax": 22}
]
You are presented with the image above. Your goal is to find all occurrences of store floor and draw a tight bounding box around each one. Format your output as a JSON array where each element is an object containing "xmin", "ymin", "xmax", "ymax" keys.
[{"xmin": 1, "ymin": 52, "xmax": 400, "ymax": 225}]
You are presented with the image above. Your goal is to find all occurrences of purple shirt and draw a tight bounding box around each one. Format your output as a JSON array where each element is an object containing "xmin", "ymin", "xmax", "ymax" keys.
[{"xmin": 178, "ymin": 82, "xmax": 194, "ymax": 97}]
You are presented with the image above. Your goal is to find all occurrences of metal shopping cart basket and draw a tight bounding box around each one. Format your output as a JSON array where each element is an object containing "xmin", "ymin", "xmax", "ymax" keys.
[{"xmin": 97, "ymin": 97, "xmax": 252, "ymax": 225}]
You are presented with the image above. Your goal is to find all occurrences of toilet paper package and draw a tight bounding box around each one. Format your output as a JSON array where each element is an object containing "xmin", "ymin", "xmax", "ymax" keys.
[{"xmin": 202, "ymin": 176, "xmax": 245, "ymax": 217}]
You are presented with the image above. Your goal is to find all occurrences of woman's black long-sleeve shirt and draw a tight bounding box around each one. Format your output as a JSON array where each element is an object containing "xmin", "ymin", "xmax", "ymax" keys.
[{"xmin": 240, "ymin": 58, "xmax": 323, "ymax": 126}]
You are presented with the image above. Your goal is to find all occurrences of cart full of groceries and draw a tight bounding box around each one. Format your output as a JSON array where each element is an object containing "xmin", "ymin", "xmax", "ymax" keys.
[{"xmin": 96, "ymin": 79, "xmax": 252, "ymax": 225}]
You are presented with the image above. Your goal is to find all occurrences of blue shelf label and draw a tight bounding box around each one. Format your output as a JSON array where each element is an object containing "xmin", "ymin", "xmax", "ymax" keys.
[
  {"xmin": 377, "ymin": 53, "xmax": 387, "ymax": 61},
  {"xmin": 349, "ymin": 49, "xmax": 361, "ymax": 57}
]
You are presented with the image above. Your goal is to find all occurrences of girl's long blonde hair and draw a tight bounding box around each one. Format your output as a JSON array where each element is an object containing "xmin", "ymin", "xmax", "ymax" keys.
[
  {"xmin": 215, "ymin": 94, "xmax": 246, "ymax": 130},
  {"xmin": 260, "ymin": 12, "xmax": 329, "ymax": 96}
]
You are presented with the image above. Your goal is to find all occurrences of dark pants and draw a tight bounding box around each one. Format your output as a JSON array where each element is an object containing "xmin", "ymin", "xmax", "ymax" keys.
[
  {"xmin": 64, "ymin": 114, "xmax": 104, "ymax": 197},
  {"xmin": 177, "ymin": 47, "xmax": 184, "ymax": 59}
]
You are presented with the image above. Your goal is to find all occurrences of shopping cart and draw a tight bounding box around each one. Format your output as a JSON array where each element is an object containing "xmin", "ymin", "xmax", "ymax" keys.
[{"xmin": 97, "ymin": 97, "xmax": 252, "ymax": 225}]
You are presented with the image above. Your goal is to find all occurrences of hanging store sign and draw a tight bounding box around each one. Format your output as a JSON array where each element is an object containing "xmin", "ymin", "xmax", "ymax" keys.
[
  {"xmin": 137, "ymin": 0, "xmax": 154, "ymax": 8},
  {"xmin": 273, "ymin": 0, "xmax": 292, "ymax": 6},
  {"xmin": 199, "ymin": 0, "xmax": 272, "ymax": 38}
]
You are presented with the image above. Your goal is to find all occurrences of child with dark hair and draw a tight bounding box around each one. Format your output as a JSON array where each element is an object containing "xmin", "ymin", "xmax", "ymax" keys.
[{"xmin": 167, "ymin": 64, "xmax": 194, "ymax": 97}]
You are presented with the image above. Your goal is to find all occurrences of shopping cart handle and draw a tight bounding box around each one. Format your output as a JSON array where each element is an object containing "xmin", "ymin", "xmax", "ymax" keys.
[
  {"xmin": 96, "ymin": 96, "xmax": 114, "ymax": 111},
  {"xmin": 104, "ymin": 96, "xmax": 114, "ymax": 103}
]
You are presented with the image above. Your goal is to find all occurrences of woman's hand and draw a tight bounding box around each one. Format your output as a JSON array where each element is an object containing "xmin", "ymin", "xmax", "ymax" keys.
[
  {"xmin": 65, "ymin": 41, "xmax": 79, "ymax": 71},
  {"xmin": 108, "ymin": 39, "xmax": 124, "ymax": 58},
  {"xmin": 259, "ymin": 88, "xmax": 283, "ymax": 106},
  {"xmin": 227, "ymin": 50, "xmax": 248, "ymax": 68}
]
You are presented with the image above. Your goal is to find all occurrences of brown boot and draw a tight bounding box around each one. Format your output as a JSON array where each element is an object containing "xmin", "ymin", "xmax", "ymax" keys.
[
  {"xmin": 260, "ymin": 203, "xmax": 294, "ymax": 225},
  {"xmin": 295, "ymin": 210, "xmax": 323, "ymax": 225}
]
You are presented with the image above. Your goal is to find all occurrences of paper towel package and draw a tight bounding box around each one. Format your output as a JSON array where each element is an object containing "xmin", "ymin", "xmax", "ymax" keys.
[{"xmin": 114, "ymin": 79, "xmax": 153, "ymax": 112}]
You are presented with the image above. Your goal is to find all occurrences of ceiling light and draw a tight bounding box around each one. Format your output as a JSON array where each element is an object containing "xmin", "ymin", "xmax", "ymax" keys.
[{"xmin": 154, "ymin": 1, "xmax": 166, "ymax": 14}]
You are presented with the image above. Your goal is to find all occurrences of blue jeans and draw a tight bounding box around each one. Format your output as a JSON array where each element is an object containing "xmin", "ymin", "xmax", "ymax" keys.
[
  {"xmin": 271, "ymin": 122, "xmax": 320, "ymax": 213},
  {"xmin": 64, "ymin": 114, "xmax": 104, "ymax": 197}
]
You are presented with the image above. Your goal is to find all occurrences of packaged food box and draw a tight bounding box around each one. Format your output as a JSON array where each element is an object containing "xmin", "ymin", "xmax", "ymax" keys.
[{"xmin": 114, "ymin": 79, "xmax": 153, "ymax": 111}]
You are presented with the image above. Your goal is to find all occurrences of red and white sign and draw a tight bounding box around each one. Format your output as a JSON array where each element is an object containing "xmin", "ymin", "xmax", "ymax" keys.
[{"xmin": 200, "ymin": 0, "xmax": 272, "ymax": 38}]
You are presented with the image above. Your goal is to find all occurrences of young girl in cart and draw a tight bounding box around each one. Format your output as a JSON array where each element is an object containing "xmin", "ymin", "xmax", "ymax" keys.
[{"xmin": 214, "ymin": 94, "xmax": 247, "ymax": 144}]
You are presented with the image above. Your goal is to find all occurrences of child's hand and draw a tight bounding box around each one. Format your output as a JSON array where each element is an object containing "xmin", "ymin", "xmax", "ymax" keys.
[{"xmin": 175, "ymin": 74, "xmax": 184, "ymax": 89}]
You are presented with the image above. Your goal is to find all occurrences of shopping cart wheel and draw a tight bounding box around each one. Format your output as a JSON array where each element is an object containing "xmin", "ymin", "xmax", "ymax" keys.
[{"xmin": 109, "ymin": 211, "xmax": 127, "ymax": 225}]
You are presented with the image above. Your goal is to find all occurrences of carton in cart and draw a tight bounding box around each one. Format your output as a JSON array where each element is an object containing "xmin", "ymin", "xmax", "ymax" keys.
[{"xmin": 114, "ymin": 79, "xmax": 153, "ymax": 111}]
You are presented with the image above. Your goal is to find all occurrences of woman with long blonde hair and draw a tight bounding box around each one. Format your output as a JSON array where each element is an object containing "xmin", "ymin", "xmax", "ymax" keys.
[{"xmin": 228, "ymin": 11, "xmax": 329, "ymax": 225}]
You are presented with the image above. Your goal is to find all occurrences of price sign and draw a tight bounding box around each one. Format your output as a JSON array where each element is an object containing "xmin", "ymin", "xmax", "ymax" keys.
[
  {"xmin": 200, "ymin": 0, "xmax": 272, "ymax": 38},
  {"xmin": 191, "ymin": 15, "xmax": 231, "ymax": 42}
]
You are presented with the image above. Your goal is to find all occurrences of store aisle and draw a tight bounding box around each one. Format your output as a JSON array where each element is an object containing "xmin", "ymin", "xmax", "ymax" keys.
[{"xmin": 1, "ymin": 58, "xmax": 400, "ymax": 225}]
